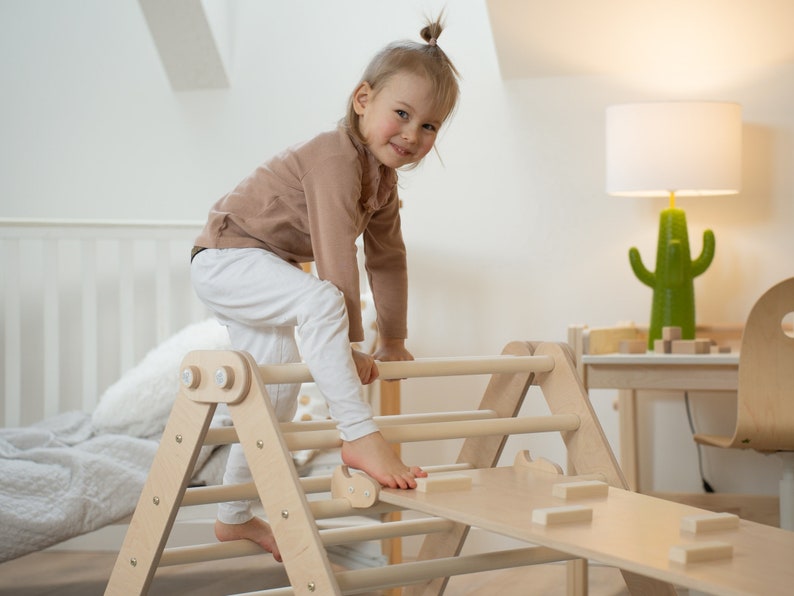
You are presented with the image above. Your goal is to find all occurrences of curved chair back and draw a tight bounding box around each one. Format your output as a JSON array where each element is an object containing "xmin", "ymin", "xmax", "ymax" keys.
[
  {"xmin": 694, "ymin": 278, "xmax": 794, "ymax": 451},
  {"xmin": 734, "ymin": 277, "xmax": 794, "ymax": 451}
]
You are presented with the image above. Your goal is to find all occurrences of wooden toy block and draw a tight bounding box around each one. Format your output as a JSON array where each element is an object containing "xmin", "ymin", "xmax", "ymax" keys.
[
  {"xmin": 415, "ymin": 473, "xmax": 472, "ymax": 493},
  {"xmin": 552, "ymin": 480, "xmax": 609, "ymax": 500},
  {"xmin": 669, "ymin": 541, "xmax": 733, "ymax": 564},
  {"xmin": 532, "ymin": 505, "xmax": 593, "ymax": 526},
  {"xmin": 671, "ymin": 339, "xmax": 711, "ymax": 354},
  {"xmin": 662, "ymin": 326, "xmax": 682, "ymax": 341},
  {"xmin": 710, "ymin": 344, "xmax": 732, "ymax": 354},
  {"xmin": 653, "ymin": 339, "xmax": 672, "ymax": 353},
  {"xmin": 680, "ymin": 512, "xmax": 740, "ymax": 534},
  {"xmin": 619, "ymin": 339, "xmax": 646, "ymax": 354}
]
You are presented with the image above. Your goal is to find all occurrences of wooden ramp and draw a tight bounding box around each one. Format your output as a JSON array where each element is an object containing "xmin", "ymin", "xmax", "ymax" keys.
[{"xmin": 105, "ymin": 341, "xmax": 791, "ymax": 595}]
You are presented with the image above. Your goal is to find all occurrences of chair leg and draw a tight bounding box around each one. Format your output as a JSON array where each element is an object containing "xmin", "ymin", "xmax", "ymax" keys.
[{"xmin": 779, "ymin": 452, "xmax": 794, "ymax": 531}]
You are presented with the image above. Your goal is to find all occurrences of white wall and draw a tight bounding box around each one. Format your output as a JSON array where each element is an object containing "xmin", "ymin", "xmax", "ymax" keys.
[{"xmin": 2, "ymin": 0, "xmax": 792, "ymax": 508}]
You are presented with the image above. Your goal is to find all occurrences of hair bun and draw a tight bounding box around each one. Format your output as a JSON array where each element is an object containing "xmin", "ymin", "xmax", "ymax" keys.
[{"xmin": 420, "ymin": 18, "xmax": 444, "ymax": 47}]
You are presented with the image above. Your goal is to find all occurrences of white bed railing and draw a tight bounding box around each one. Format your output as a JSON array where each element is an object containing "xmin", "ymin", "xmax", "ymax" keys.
[{"xmin": 1, "ymin": 219, "xmax": 207, "ymax": 427}]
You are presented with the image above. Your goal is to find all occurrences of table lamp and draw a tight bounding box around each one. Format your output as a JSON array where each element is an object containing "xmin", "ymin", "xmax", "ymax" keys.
[{"xmin": 606, "ymin": 101, "xmax": 742, "ymax": 349}]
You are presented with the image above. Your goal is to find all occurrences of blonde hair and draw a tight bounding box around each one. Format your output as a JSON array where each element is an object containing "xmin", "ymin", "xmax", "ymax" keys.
[{"xmin": 345, "ymin": 15, "xmax": 460, "ymax": 147}]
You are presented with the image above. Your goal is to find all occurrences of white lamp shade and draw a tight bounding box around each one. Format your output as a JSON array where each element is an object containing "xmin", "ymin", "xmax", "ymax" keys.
[{"xmin": 606, "ymin": 102, "xmax": 742, "ymax": 197}]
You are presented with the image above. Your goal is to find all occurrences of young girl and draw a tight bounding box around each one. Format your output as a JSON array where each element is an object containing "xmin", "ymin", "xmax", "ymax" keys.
[{"xmin": 190, "ymin": 16, "xmax": 459, "ymax": 561}]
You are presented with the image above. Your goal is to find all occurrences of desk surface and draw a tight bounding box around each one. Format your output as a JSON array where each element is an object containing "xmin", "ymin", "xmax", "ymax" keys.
[
  {"xmin": 382, "ymin": 467, "xmax": 794, "ymax": 596},
  {"xmin": 583, "ymin": 353, "xmax": 739, "ymax": 366},
  {"xmin": 582, "ymin": 353, "xmax": 739, "ymax": 392}
]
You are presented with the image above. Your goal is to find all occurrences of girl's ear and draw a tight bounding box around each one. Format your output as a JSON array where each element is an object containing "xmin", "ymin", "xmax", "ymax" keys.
[{"xmin": 352, "ymin": 82, "xmax": 372, "ymax": 116}]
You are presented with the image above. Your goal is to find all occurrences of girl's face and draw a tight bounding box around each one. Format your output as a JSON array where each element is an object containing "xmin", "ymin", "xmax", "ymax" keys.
[{"xmin": 353, "ymin": 71, "xmax": 444, "ymax": 169}]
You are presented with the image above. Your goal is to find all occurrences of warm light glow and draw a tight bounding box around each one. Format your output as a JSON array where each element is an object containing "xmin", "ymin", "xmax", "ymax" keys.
[{"xmin": 606, "ymin": 102, "xmax": 742, "ymax": 198}]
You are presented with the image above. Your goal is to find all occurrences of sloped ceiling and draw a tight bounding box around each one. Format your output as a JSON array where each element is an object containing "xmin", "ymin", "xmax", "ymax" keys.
[
  {"xmin": 486, "ymin": 0, "xmax": 794, "ymax": 80},
  {"xmin": 139, "ymin": 0, "xmax": 228, "ymax": 90}
]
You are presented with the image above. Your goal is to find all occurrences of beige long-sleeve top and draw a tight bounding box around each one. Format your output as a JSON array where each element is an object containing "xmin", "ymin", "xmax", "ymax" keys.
[{"xmin": 194, "ymin": 126, "xmax": 407, "ymax": 343}]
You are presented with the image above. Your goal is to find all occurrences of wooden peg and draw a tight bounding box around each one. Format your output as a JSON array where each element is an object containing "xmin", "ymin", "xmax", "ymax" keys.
[
  {"xmin": 415, "ymin": 473, "xmax": 472, "ymax": 493},
  {"xmin": 532, "ymin": 505, "xmax": 593, "ymax": 526},
  {"xmin": 669, "ymin": 541, "xmax": 733, "ymax": 564},
  {"xmin": 680, "ymin": 512, "xmax": 739, "ymax": 534},
  {"xmin": 552, "ymin": 480, "xmax": 609, "ymax": 500}
]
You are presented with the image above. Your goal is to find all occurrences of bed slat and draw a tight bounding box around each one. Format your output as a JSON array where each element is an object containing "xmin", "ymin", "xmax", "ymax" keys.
[{"xmin": 0, "ymin": 219, "xmax": 207, "ymax": 427}]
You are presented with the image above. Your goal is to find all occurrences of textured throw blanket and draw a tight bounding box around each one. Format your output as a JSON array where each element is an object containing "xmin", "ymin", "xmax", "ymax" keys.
[{"xmin": 0, "ymin": 411, "xmax": 223, "ymax": 563}]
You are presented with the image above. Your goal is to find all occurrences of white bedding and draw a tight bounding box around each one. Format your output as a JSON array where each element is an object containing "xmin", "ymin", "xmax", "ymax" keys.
[
  {"xmin": 0, "ymin": 410, "xmax": 228, "ymax": 563},
  {"xmin": 0, "ymin": 319, "xmax": 234, "ymax": 563}
]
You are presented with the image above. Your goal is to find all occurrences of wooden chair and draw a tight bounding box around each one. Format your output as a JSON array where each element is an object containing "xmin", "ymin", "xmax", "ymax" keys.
[{"xmin": 694, "ymin": 277, "xmax": 794, "ymax": 530}]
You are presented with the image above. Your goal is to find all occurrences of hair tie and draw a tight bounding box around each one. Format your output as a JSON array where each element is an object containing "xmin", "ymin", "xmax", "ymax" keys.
[{"xmin": 428, "ymin": 37, "xmax": 437, "ymax": 47}]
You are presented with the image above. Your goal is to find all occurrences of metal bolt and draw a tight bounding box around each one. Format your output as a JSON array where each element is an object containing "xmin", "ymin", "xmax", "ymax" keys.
[
  {"xmin": 348, "ymin": 486, "xmax": 354, "ymax": 494},
  {"xmin": 281, "ymin": 509, "xmax": 289, "ymax": 519},
  {"xmin": 175, "ymin": 434, "xmax": 183, "ymax": 444},
  {"xmin": 307, "ymin": 581, "xmax": 316, "ymax": 592},
  {"xmin": 256, "ymin": 439, "xmax": 264, "ymax": 449},
  {"xmin": 181, "ymin": 366, "xmax": 200, "ymax": 389},
  {"xmin": 129, "ymin": 557, "xmax": 137, "ymax": 567},
  {"xmin": 364, "ymin": 490, "xmax": 371, "ymax": 498},
  {"xmin": 152, "ymin": 496, "xmax": 160, "ymax": 506},
  {"xmin": 214, "ymin": 366, "xmax": 234, "ymax": 389}
]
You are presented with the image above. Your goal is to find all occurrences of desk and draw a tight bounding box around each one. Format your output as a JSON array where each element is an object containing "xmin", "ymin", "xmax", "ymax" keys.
[{"xmin": 582, "ymin": 352, "xmax": 739, "ymax": 492}]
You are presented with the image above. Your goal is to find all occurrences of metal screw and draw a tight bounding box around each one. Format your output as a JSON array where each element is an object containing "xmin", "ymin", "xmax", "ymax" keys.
[
  {"xmin": 348, "ymin": 486, "xmax": 354, "ymax": 494},
  {"xmin": 307, "ymin": 581, "xmax": 316, "ymax": 592},
  {"xmin": 175, "ymin": 434, "xmax": 183, "ymax": 444},
  {"xmin": 152, "ymin": 496, "xmax": 160, "ymax": 506},
  {"xmin": 364, "ymin": 490, "xmax": 371, "ymax": 498},
  {"xmin": 256, "ymin": 439, "xmax": 264, "ymax": 449},
  {"xmin": 129, "ymin": 557, "xmax": 137, "ymax": 567},
  {"xmin": 281, "ymin": 509, "xmax": 289, "ymax": 519}
]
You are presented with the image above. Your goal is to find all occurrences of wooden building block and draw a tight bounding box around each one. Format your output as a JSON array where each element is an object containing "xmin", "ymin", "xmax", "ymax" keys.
[
  {"xmin": 680, "ymin": 512, "xmax": 740, "ymax": 534},
  {"xmin": 710, "ymin": 344, "xmax": 732, "ymax": 354},
  {"xmin": 662, "ymin": 326, "xmax": 682, "ymax": 341},
  {"xmin": 671, "ymin": 339, "xmax": 711, "ymax": 354},
  {"xmin": 653, "ymin": 339, "xmax": 672, "ymax": 353},
  {"xmin": 619, "ymin": 339, "xmax": 646, "ymax": 354},
  {"xmin": 415, "ymin": 474, "xmax": 472, "ymax": 493},
  {"xmin": 532, "ymin": 505, "xmax": 593, "ymax": 526},
  {"xmin": 669, "ymin": 541, "xmax": 733, "ymax": 564},
  {"xmin": 552, "ymin": 480, "xmax": 609, "ymax": 500}
]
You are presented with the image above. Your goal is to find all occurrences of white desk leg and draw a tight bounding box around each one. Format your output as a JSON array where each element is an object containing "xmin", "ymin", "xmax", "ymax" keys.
[
  {"xmin": 779, "ymin": 452, "xmax": 794, "ymax": 531},
  {"xmin": 618, "ymin": 389, "xmax": 639, "ymax": 492}
]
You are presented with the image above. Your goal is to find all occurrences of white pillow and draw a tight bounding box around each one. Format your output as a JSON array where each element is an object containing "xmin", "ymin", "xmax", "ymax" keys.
[{"xmin": 92, "ymin": 319, "xmax": 231, "ymax": 438}]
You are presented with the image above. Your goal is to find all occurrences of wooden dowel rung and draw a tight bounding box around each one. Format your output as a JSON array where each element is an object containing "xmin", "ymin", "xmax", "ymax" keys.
[
  {"xmin": 335, "ymin": 546, "xmax": 575, "ymax": 594},
  {"xmin": 320, "ymin": 517, "xmax": 454, "ymax": 546},
  {"xmin": 183, "ymin": 463, "xmax": 472, "ymax": 507},
  {"xmin": 279, "ymin": 409, "xmax": 499, "ymax": 434},
  {"xmin": 205, "ymin": 410, "xmax": 499, "ymax": 446},
  {"xmin": 258, "ymin": 355, "xmax": 553, "ymax": 384},
  {"xmin": 310, "ymin": 499, "xmax": 400, "ymax": 520},
  {"xmin": 160, "ymin": 539, "xmax": 263, "ymax": 567},
  {"xmin": 285, "ymin": 414, "xmax": 580, "ymax": 452}
]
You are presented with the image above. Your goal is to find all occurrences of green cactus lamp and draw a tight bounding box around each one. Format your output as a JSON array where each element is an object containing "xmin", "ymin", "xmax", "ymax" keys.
[{"xmin": 606, "ymin": 102, "xmax": 742, "ymax": 350}]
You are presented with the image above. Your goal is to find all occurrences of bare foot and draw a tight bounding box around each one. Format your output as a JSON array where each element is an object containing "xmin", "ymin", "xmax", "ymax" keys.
[
  {"xmin": 215, "ymin": 517, "xmax": 282, "ymax": 562},
  {"xmin": 341, "ymin": 431, "xmax": 426, "ymax": 489}
]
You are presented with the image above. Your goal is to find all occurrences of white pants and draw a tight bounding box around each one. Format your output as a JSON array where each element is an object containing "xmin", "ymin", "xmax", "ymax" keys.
[{"xmin": 191, "ymin": 247, "xmax": 378, "ymax": 524}]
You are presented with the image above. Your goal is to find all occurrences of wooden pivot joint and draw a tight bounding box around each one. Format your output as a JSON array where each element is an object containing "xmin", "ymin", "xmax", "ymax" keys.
[{"xmin": 331, "ymin": 466, "xmax": 379, "ymax": 508}]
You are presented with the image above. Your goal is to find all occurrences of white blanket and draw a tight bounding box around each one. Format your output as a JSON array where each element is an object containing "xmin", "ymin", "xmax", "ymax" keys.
[{"xmin": 0, "ymin": 411, "xmax": 221, "ymax": 563}]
